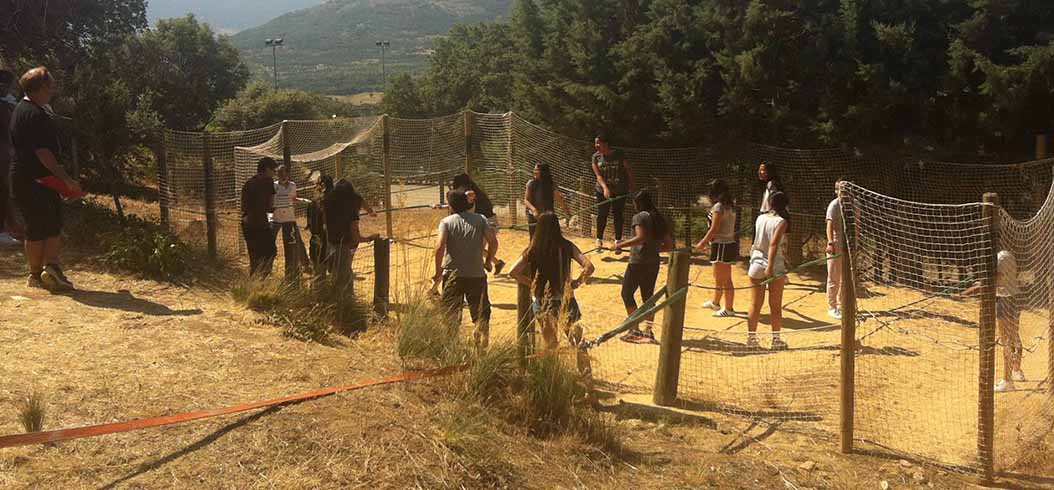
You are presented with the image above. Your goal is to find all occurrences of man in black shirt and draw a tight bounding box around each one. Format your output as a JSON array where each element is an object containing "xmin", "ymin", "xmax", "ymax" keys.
[
  {"xmin": 10, "ymin": 67, "xmax": 79, "ymax": 291},
  {"xmin": 241, "ymin": 157, "xmax": 277, "ymax": 277}
]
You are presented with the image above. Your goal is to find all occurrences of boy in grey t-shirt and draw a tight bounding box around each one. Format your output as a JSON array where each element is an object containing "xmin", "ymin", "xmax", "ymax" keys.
[
  {"xmin": 825, "ymin": 180, "xmax": 845, "ymax": 319},
  {"xmin": 433, "ymin": 189, "xmax": 499, "ymax": 350}
]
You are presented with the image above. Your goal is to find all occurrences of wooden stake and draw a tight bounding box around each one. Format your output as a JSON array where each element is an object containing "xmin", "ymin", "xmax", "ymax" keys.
[
  {"xmin": 653, "ymin": 250, "xmax": 690, "ymax": 406},
  {"xmin": 202, "ymin": 133, "xmax": 218, "ymax": 259},
  {"xmin": 839, "ymin": 185, "xmax": 857, "ymax": 454},
  {"xmin": 373, "ymin": 238, "xmax": 390, "ymax": 318},
  {"xmin": 381, "ymin": 115, "xmax": 394, "ymax": 238},
  {"xmin": 979, "ymin": 192, "xmax": 999, "ymax": 485}
]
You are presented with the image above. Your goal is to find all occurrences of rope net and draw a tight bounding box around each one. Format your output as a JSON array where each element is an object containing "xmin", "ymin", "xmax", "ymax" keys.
[{"xmin": 160, "ymin": 111, "xmax": 1054, "ymax": 472}]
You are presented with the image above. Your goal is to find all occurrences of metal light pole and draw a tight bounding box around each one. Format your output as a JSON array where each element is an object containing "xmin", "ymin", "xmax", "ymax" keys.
[
  {"xmin": 375, "ymin": 40, "xmax": 390, "ymax": 90},
  {"xmin": 265, "ymin": 38, "xmax": 284, "ymax": 89}
]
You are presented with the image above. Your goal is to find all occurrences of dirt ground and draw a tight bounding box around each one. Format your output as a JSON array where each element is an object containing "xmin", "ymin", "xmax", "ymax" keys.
[{"xmin": 0, "ymin": 192, "xmax": 1052, "ymax": 488}]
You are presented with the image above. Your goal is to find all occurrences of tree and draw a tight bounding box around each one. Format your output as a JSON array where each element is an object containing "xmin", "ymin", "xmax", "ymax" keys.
[
  {"xmin": 382, "ymin": 74, "xmax": 427, "ymax": 118},
  {"xmin": 0, "ymin": 0, "xmax": 147, "ymax": 67},
  {"xmin": 209, "ymin": 82, "xmax": 365, "ymax": 131},
  {"xmin": 120, "ymin": 15, "xmax": 250, "ymax": 131}
]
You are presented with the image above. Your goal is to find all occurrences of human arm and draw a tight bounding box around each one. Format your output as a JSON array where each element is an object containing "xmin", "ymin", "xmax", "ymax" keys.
[
  {"xmin": 695, "ymin": 210, "xmax": 722, "ymax": 251},
  {"xmin": 433, "ymin": 224, "xmax": 448, "ymax": 283},
  {"xmin": 614, "ymin": 224, "xmax": 648, "ymax": 252},
  {"xmin": 569, "ymin": 243, "xmax": 594, "ymax": 289},
  {"xmin": 509, "ymin": 251, "xmax": 532, "ymax": 287},
  {"xmin": 955, "ymin": 282, "xmax": 984, "ymax": 299},
  {"xmin": 765, "ymin": 221, "xmax": 788, "ymax": 277},
  {"xmin": 349, "ymin": 220, "xmax": 380, "ymax": 244},
  {"xmin": 35, "ymin": 149, "xmax": 78, "ymax": 191},
  {"xmin": 592, "ymin": 159, "xmax": 610, "ymax": 199},
  {"xmin": 826, "ymin": 218, "xmax": 835, "ymax": 255}
]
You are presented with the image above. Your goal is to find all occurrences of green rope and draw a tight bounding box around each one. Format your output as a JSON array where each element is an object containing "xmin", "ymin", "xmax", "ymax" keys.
[{"xmin": 584, "ymin": 286, "xmax": 689, "ymax": 349}]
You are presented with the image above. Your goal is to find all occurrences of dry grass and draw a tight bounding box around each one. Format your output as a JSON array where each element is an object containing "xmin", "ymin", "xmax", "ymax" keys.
[{"xmin": 16, "ymin": 392, "xmax": 45, "ymax": 433}]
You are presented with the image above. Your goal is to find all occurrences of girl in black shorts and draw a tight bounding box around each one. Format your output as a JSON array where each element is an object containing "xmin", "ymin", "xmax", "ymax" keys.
[
  {"xmin": 614, "ymin": 191, "xmax": 673, "ymax": 342},
  {"xmin": 695, "ymin": 179, "xmax": 738, "ymax": 317}
]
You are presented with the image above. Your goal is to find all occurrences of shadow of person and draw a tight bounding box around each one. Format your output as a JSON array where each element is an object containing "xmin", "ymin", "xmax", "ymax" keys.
[{"xmin": 57, "ymin": 289, "xmax": 202, "ymax": 317}]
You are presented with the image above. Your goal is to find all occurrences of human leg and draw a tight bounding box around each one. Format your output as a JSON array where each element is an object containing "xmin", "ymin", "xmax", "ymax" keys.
[
  {"xmin": 637, "ymin": 263, "xmax": 660, "ymax": 324},
  {"xmin": 715, "ymin": 262, "xmax": 735, "ymax": 313},
  {"xmin": 827, "ymin": 250, "xmax": 843, "ymax": 312},
  {"xmin": 595, "ymin": 190, "xmax": 611, "ymax": 242},
  {"xmin": 768, "ymin": 277, "xmax": 787, "ymax": 350},
  {"xmin": 621, "ymin": 264, "xmax": 642, "ymax": 316},
  {"xmin": 611, "ymin": 193, "xmax": 626, "ymax": 241},
  {"xmin": 463, "ymin": 277, "xmax": 492, "ymax": 350}
]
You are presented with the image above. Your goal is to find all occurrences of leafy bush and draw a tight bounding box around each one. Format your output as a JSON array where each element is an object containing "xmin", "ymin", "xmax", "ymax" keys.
[{"xmin": 64, "ymin": 200, "xmax": 201, "ymax": 282}]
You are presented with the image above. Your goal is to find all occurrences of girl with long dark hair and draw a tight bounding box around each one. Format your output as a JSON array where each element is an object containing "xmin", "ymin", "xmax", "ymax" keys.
[
  {"xmin": 757, "ymin": 161, "xmax": 784, "ymax": 213},
  {"xmin": 614, "ymin": 190, "xmax": 673, "ymax": 343},
  {"xmin": 509, "ymin": 211, "xmax": 594, "ymax": 350},
  {"xmin": 524, "ymin": 163, "xmax": 571, "ymax": 237},
  {"xmin": 324, "ymin": 178, "xmax": 378, "ymax": 285},
  {"xmin": 747, "ymin": 191, "xmax": 791, "ymax": 350},
  {"xmin": 695, "ymin": 179, "xmax": 738, "ymax": 317}
]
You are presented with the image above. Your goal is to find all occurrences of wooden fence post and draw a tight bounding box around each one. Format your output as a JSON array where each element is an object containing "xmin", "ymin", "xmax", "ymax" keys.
[
  {"xmin": 381, "ymin": 115, "xmax": 394, "ymax": 238},
  {"xmin": 978, "ymin": 192, "xmax": 999, "ymax": 485},
  {"xmin": 202, "ymin": 133, "xmax": 218, "ymax": 259},
  {"xmin": 516, "ymin": 283, "xmax": 534, "ymax": 366},
  {"xmin": 839, "ymin": 185, "xmax": 857, "ymax": 454},
  {"xmin": 653, "ymin": 250, "xmax": 690, "ymax": 406},
  {"xmin": 156, "ymin": 132, "xmax": 170, "ymax": 230},
  {"xmin": 373, "ymin": 238, "xmax": 390, "ymax": 318},
  {"xmin": 1036, "ymin": 132, "xmax": 1048, "ymax": 160}
]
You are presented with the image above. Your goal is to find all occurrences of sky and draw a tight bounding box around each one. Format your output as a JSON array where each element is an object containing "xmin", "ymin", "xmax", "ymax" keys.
[{"xmin": 147, "ymin": 0, "xmax": 323, "ymax": 34}]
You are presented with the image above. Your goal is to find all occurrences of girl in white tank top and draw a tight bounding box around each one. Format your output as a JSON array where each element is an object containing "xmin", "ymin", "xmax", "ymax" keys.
[{"xmin": 747, "ymin": 191, "xmax": 791, "ymax": 351}]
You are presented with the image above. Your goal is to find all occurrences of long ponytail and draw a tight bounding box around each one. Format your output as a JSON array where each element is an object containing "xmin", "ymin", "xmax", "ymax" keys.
[{"xmin": 768, "ymin": 191, "xmax": 791, "ymax": 232}]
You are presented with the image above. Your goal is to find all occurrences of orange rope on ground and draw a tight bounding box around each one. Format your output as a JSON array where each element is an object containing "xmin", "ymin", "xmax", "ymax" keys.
[{"xmin": 0, "ymin": 365, "xmax": 465, "ymax": 449}]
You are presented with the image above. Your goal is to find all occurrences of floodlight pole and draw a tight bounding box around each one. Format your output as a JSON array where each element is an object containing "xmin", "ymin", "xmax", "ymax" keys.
[
  {"xmin": 265, "ymin": 38, "xmax": 284, "ymax": 89},
  {"xmin": 376, "ymin": 40, "xmax": 390, "ymax": 90}
]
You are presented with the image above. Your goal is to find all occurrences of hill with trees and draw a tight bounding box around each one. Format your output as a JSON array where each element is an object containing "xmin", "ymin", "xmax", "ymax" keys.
[
  {"xmin": 230, "ymin": 0, "xmax": 513, "ymax": 94},
  {"xmin": 147, "ymin": 0, "xmax": 323, "ymax": 34},
  {"xmin": 384, "ymin": 0, "xmax": 1054, "ymax": 159}
]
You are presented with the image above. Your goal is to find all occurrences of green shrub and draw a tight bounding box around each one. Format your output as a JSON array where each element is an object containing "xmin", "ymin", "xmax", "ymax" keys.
[{"xmin": 63, "ymin": 200, "xmax": 201, "ymax": 281}]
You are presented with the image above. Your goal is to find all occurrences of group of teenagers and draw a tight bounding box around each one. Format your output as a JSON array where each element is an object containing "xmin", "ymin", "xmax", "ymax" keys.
[{"xmin": 426, "ymin": 134, "xmax": 830, "ymax": 352}]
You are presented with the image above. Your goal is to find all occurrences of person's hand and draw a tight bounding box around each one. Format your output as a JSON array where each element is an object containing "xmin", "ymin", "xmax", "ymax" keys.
[
  {"xmin": 613, "ymin": 242, "xmax": 623, "ymax": 254},
  {"xmin": 571, "ymin": 278, "xmax": 581, "ymax": 289},
  {"xmin": 602, "ymin": 187, "xmax": 611, "ymax": 199},
  {"xmin": 765, "ymin": 265, "xmax": 774, "ymax": 278},
  {"xmin": 65, "ymin": 179, "xmax": 82, "ymax": 195},
  {"xmin": 696, "ymin": 240, "xmax": 709, "ymax": 252},
  {"xmin": 825, "ymin": 243, "xmax": 835, "ymax": 256}
]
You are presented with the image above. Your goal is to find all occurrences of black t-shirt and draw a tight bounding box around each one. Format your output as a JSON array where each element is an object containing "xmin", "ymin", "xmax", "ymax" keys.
[
  {"xmin": 324, "ymin": 180, "xmax": 363, "ymax": 244},
  {"xmin": 306, "ymin": 198, "xmax": 326, "ymax": 237},
  {"xmin": 592, "ymin": 149, "xmax": 629, "ymax": 195},
  {"xmin": 10, "ymin": 99, "xmax": 59, "ymax": 181},
  {"xmin": 0, "ymin": 98, "xmax": 13, "ymax": 165},
  {"xmin": 241, "ymin": 173, "xmax": 275, "ymax": 228},
  {"xmin": 457, "ymin": 185, "xmax": 495, "ymax": 218},
  {"xmin": 526, "ymin": 179, "xmax": 554, "ymax": 216},
  {"xmin": 629, "ymin": 211, "xmax": 661, "ymax": 265}
]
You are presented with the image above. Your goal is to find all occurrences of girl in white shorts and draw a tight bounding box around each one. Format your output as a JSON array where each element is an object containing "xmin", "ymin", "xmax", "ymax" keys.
[{"xmin": 747, "ymin": 191, "xmax": 790, "ymax": 350}]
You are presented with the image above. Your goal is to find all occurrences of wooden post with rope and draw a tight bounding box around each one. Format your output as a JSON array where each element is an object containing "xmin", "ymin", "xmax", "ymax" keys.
[
  {"xmin": 516, "ymin": 283, "xmax": 534, "ymax": 367},
  {"xmin": 978, "ymin": 192, "xmax": 999, "ymax": 485},
  {"xmin": 381, "ymin": 115, "xmax": 394, "ymax": 238},
  {"xmin": 1036, "ymin": 132, "xmax": 1048, "ymax": 160},
  {"xmin": 202, "ymin": 133, "xmax": 218, "ymax": 259},
  {"xmin": 839, "ymin": 184, "xmax": 857, "ymax": 454},
  {"xmin": 653, "ymin": 250, "xmax": 690, "ymax": 406},
  {"xmin": 373, "ymin": 238, "xmax": 390, "ymax": 318}
]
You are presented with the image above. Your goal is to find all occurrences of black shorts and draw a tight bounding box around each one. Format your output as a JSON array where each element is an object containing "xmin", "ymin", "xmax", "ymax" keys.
[
  {"xmin": 710, "ymin": 242, "xmax": 738, "ymax": 264},
  {"xmin": 11, "ymin": 175, "xmax": 61, "ymax": 241}
]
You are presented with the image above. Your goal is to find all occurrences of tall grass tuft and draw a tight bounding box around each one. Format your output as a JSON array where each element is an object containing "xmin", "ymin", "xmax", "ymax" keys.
[
  {"xmin": 464, "ymin": 343, "xmax": 519, "ymax": 404},
  {"xmin": 18, "ymin": 392, "xmax": 46, "ymax": 433},
  {"xmin": 395, "ymin": 292, "xmax": 467, "ymax": 366},
  {"xmin": 521, "ymin": 353, "xmax": 586, "ymax": 433},
  {"xmin": 232, "ymin": 275, "xmax": 370, "ymax": 342}
]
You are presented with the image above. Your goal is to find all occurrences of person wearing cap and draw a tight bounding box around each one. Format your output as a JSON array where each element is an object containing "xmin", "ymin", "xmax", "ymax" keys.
[{"xmin": 10, "ymin": 66, "xmax": 79, "ymax": 290}]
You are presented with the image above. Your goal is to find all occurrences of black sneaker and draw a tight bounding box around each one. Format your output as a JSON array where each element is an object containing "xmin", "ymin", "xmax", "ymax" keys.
[
  {"xmin": 620, "ymin": 329, "xmax": 644, "ymax": 343},
  {"xmin": 493, "ymin": 260, "xmax": 506, "ymax": 275}
]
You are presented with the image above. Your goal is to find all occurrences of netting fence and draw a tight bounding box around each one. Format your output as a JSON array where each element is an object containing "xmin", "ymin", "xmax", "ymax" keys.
[{"xmin": 158, "ymin": 111, "xmax": 1054, "ymax": 478}]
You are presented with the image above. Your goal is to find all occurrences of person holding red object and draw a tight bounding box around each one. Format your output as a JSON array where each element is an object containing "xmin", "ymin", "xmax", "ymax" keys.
[{"xmin": 10, "ymin": 66, "xmax": 79, "ymax": 291}]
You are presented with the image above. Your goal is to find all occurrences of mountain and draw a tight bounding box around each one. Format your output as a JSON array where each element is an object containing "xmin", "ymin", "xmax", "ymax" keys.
[
  {"xmin": 147, "ymin": 0, "xmax": 324, "ymax": 34},
  {"xmin": 230, "ymin": 0, "xmax": 512, "ymax": 95}
]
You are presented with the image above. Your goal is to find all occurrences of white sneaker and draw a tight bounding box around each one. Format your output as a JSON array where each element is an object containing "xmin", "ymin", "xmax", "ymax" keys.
[
  {"xmin": 828, "ymin": 308, "xmax": 842, "ymax": 320},
  {"xmin": 713, "ymin": 309, "xmax": 735, "ymax": 318},
  {"xmin": 702, "ymin": 300, "xmax": 720, "ymax": 311},
  {"xmin": 595, "ymin": 239, "xmax": 604, "ymax": 250},
  {"xmin": 994, "ymin": 379, "xmax": 1015, "ymax": 393},
  {"xmin": 1012, "ymin": 370, "xmax": 1026, "ymax": 382},
  {"xmin": 42, "ymin": 265, "xmax": 74, "ymax": 291}
]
